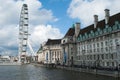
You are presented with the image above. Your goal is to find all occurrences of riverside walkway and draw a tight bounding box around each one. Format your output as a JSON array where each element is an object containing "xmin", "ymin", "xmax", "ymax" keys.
[
  {"xmin": 34, "ymin": 63, "xmax": 120, "ymax": 78},
  {"xmin": 57, "ymin": 65, "xmax": 120, "ymax": 77}
]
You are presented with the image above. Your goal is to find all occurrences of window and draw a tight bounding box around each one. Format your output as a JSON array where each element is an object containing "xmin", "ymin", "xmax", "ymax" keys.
[
  {"xmin": 107, "ymin": 62, "xmax": 109, "ymax": 66},
  {"xmin": 101, "ymin": 54, "xmax": 104, "ymax": 59},
  {"xmin": 108, "ymin": 27, "xmax": 112, "ymax": 32},
  {"xmin": 105, "ymin": 54, "xmax": 108, "ymax": 59},
  {"xmin": 97, "ymin": 55, "xmax": 100, "ymax": 59},
  {"xmin": 101, "ymin": 48, "xmax": 103, "ymax": 52},
  {"xmin": 63, "ymin": 40, "xmax": 65, "ymax": 43},
  {"xmin": 85, "ymin": 33, "xmax": 88, "ymax": 39},
  {"xmin": 105, "ymin": 41, "xmax": 108, "ymax": 46},
  {"xmin": 110, "ymin": 40, "xmax": 113, "ymax": 46},
  {"xmin": 115, "ymin": 21, "xmax": 120, "ymax": 29},
  {"xmin": 83, "ymin": 36, "xmax": 85, "ymax": 40},
  {"xmin": 101, "ymin": 42, "xmax": 103, "ymax": 47},
  {"xmin": 112, "ymin": 62, "xmax": 114, "ymax": 67},
  {"xmin": 105, "ymin": 47, "xmax": 108, "ymax": 52},
  {"xmin": 95, "ymin": 31, "xmax": 98, "ymax": 36},
  {"xmin": 103, "ymin": 28, "xmax": 107, "ymax": 33},
  {"xmin": 89, "ymin": 33, "xmax": 91, "ymax": 38},
  {"xmin": 111, "ymin": 54, "xmax": 114, "ymax": 59},
  {"xmin": 55, "ymin": 52, "xmax": 56, "ymax": 57},
  {"xmin": 97, "ymin": 43, "xmax": 99, "ymax": 47},
  {"xmin": 98, "ymin": 29, "xmax": 102, "ymax": 35},
  {"xmin": 115, "ymin": 39, "xmax": 119, "ymax": 45},
  {"xmin": 87, "ymin": 55, "xmax": 89, "ymax": 60},
  {"xmin": 93, "ymin": 44, "xmax": 95, "ymax": 48},
  {"xmin": 113, "ymin": 25, "xmax": 117, "ymax": 31},
  {"xmin": 97, "ymin": 48, "xmax": 99, "ymax": 52}
]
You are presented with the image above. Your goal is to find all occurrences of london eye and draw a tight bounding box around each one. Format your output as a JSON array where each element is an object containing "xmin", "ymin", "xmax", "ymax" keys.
[{"xmin": 19, "ymin": 4, "xmax": 29, "ymax": 63}]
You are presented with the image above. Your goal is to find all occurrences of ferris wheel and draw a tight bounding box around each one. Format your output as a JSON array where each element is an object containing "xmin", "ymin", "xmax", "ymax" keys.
[{"xmin": 19, "ymin": 4, "xmax": 29, "ymax": 63}]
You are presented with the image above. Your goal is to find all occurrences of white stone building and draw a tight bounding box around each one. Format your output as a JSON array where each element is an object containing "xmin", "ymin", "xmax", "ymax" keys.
[
  {"xmin": 37, "ymin": 45, "xmax": 45, "ymax": 63},
  {"xmin": 76, "ymin": 9, "xmax": 120, "ymax": 69},
  {"xmin": 40, "ymin": 39, "xmax": 62, "ymax": 64},
  {"xmin": 61, "ymin": 23, "xmax": 80, "ymax": 66}
]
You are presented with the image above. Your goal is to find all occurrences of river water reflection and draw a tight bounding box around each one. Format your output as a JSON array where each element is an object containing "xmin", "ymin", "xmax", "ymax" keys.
[{"xmin": 0, "ymin": 64, "xmax": 118, "ymax": 80}]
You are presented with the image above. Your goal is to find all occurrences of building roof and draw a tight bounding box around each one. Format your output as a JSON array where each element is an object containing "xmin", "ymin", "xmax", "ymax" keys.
[
  {"xmin": 64, "ymin": 28, "xmax": 75, "ymax": 37},
  {"xmin": 45, "ymin": 39, "xmax": 61, "ymax": 45},
  {"xmin": 78, "ymin": 12, "xmax": 120, "ymax": 37}
]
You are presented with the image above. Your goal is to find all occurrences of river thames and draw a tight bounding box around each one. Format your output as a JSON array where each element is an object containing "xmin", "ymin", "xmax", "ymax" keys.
[{"xmin": 0, "ymin": 64, "xmax": 118, "ymax": 80}]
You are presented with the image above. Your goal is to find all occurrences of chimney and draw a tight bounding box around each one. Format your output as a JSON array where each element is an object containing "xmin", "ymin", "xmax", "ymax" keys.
[
  {"xmin": 94, "ymin": 15, "xmax": 98, "ymax": 28},
  {"xmin": 75, "ymin": 22, "xmax": 80, "ymax": 37},
  {"xmin": 104, "ymin": 9, "xmax": 110, "ymax": 24}
]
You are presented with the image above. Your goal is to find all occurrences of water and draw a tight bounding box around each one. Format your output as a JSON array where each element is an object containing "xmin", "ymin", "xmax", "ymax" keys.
[{"xmin": 0, "ymin": 64, "xmax": 118, "ymax": 80}]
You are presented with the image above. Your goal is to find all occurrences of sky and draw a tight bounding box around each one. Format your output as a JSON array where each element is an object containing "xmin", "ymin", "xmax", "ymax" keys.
[{"xmin": 0, "ymin": 0, "xmax": 120, "ymax": 56}]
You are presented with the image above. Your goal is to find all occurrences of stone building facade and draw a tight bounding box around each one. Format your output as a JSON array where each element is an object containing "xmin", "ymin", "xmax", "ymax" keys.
[
  {"xmin": 37, "ymin": 45, "xmax": 45, "ymax": 63},
  {"xmin": 76, "ymin": 9, "xmax": 120, "ymax": 68},
  {"xmin": 40, "ymin": 39, "xmax": 62, "ymax": 64},
  {"xmin": 61, "ymin": 23, "xmax": 80, "ymax": 66},
  {"xmin": 37, "ymin": 9, "xmax": 120, "ymax": 69}
]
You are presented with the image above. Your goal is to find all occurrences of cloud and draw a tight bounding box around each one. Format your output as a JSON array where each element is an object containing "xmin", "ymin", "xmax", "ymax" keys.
[
  {"xmin": 0, "ymin": 25, "xmax": 18, "ymax": 46},
  {"xmin": 29, "ymin": 25, "xmax": 63, "ymax": 51},
  {"xmin": 0, "ymin": 0, "xmax": 63, "ymax": 55},
  {"xmin": 30, "ymin": 25, "xmax": 63, "ymax": 44},
  {"xmin": 67, "ymin": 0, "xmax": 120, "ymax": 27},
  {"xmin": 0, "ymin": 0, "xmax": 58, "ymax": 26},
  {"xmin": 0, "ymin": 25, "xmax": 18, "ymax": 56}
]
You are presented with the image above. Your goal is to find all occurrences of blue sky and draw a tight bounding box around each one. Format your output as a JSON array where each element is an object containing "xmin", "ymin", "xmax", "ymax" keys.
[
  {"xmin": 38, "ymin": 0, "xmax": 120, "ymax": 34},
  {"xmin": 0, "ymin": 0, "xmax": 120, "ymax": 56},
  {"xmin": 39, "ymin": 0, "xmax": 79, "ymax": 34}
]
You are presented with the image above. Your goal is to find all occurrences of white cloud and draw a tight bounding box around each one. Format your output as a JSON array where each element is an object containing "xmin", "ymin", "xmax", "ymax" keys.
[
  {"xmin": 0, "ymin": 0, "xmax": 63, "ymax": 55},
  {"xmin": 29, "ymin": 25, "xmax": 63, "ymax": 51},
  {"xmin": 0, "ymin": 0, "xmax": 58, "ymax": 26},
  {"xmin": 31, "ymin": 25, "xmax": 63, "ymax": 42},
  {"xmin": 0, "ymin": 25, "xmax": 18, "ymax": 55},
  {"xmin": 0, "ymin": 25, "xmax": 18, "ymax": 46},
  {"xmin": 67, "ymin": 0, "xmax": 120, "ymax": 27}
]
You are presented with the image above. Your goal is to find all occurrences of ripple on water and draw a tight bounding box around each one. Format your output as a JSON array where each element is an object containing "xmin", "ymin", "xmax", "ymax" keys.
[{"xmin": 0, "ymin": 65, "xmax": 117, "ymax": 80}]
